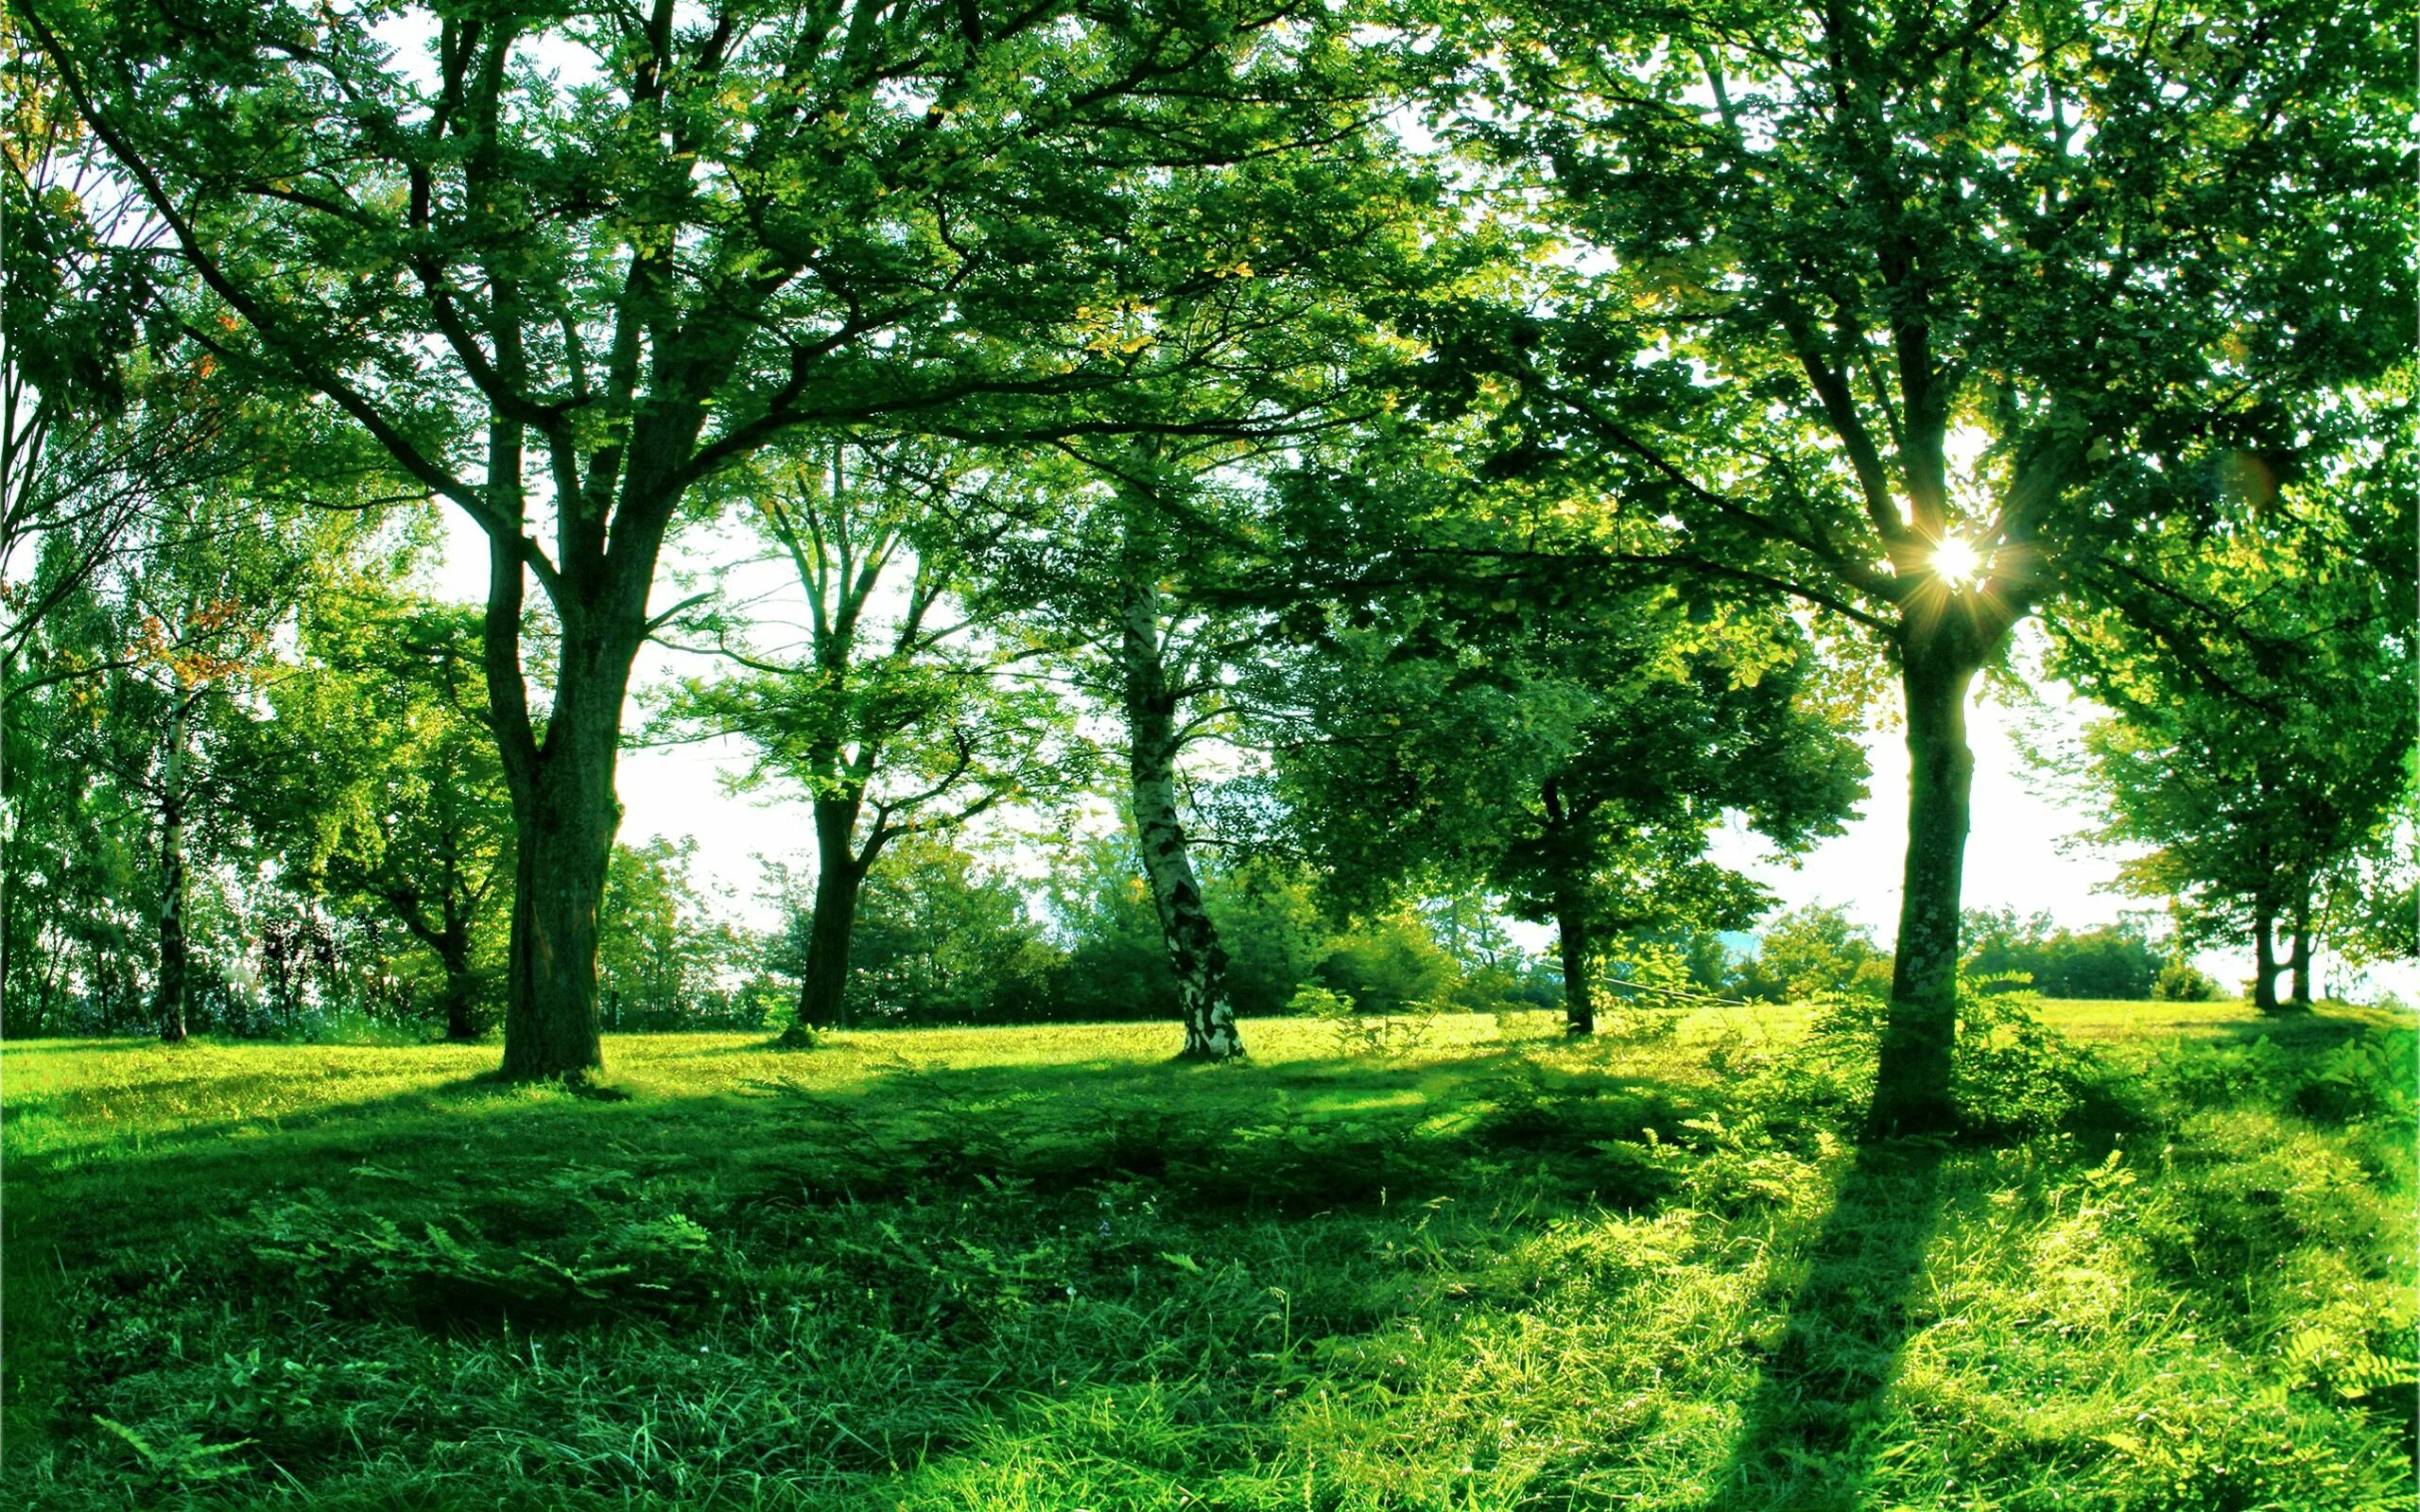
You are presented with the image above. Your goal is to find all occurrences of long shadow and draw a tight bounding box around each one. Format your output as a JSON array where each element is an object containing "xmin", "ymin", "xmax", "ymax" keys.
[{"xmin": 1701, "ymin": 1136, "xmax": 1951, "ymax": 1512}]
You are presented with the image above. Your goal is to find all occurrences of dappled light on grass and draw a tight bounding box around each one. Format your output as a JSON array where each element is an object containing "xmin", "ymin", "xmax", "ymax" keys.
[{"xmin": 4, "ymin": 1003, "xmax": 2412, "ymax": 1510}]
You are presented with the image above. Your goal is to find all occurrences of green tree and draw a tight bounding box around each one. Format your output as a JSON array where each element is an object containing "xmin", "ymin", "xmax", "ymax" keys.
[
  {"xmin": 1270, "ymin": 572, "xmax": 1865, "ymax": 1033},
  {"xmin": 2039, "ymin": 459, "xmax": 2416, "ymax": 1011},
  {"xmin": 1960, "ymin": 908, "xmax": 2160, "ymax": 1000},
  {"xmin": 786, "ymin": 833, "xmax": 1058, "ymax": 1026},
  {"xmin": 1435, "ymin": 0, "xmax": 2411, "ymax": 1126},
  {"xmin": 1041, "ymin": 836, "xmax": 1336, "ymax": 1023},
  {"xmin": 27, "ymin": 0, "xmax": 1431, "ymax": 1077},
  {"xmin": 236, "ymin": 580, "xmax": 512, "ymax": 1040},
  {"xmin": 0, "ymin": 21, "xmax": 166, "ymax": 669},
  {"xmin": 1732, "ymin": 904, "xmax": 1893, "ymax": 1005},
  {"xmin": 671, "ymin": 437, "xmax": 1074, "ymax": 1035},
  {"xmin": 29, "ymin": 463, "xmax": 373, "ymax": 1039},
  {"xmin": 597, "ymin": 836, "xmax": 749, "ymax": 1031}
]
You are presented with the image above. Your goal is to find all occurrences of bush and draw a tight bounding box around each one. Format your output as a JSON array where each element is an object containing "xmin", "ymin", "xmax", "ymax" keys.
[
  {"xmin": 1732, "ymin": 903, "xmax": 1890, "ymax": 1002},
  {"xmin": 2152, "ymin": 955, "xmax": 2218, "ymax": 1002},
  {"xmin": 1788, "ymin": 975, "xmax": 2098, "ymax": 1139}
]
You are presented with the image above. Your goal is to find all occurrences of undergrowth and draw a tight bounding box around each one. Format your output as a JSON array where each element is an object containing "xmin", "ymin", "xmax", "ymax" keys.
[{"xmin": 4, "ymin": 1004, "xmax": 2411, "ymax": 1511}]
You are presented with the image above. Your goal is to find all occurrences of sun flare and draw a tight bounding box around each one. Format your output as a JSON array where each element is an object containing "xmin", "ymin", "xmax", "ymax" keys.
[{"xmin": 1932, "ymin": 536, "xmax": 1986, "ymax": 588}]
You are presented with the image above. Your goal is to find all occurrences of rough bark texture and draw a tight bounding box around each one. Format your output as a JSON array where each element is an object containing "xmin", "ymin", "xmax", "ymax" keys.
[
  {"xmin": 497, "ymin": 755, "xmax": 615, "ymax": 1078},
  {"xmin": 154, "ymin": 690, "xmax": 190, "ymax": 1044},
  {"xmin": 796, "ymin": 799, "xmax": 871, "ymax": 1030},
  {"xmin": 1556, "ymin": 886, "xmax": 1594, "ymax": 1036},
  {"xmin": 476, "ymin": 327, "xmax": 696, "ymax": 1080},
  {"xmin": 1871, "ymin": 645, "xmax": 1980, "ymax": 1135},
  {"xmin": 1119, "ymin": 509, "xmax": 1241, "ymax": 1062},
  {"xmin": 493, "ymin": 612, "xmax": 631, "ymax": 1079},
  {"xmin": 479, "ymin": 407, "xmax": 666, "ymax": 1080}
]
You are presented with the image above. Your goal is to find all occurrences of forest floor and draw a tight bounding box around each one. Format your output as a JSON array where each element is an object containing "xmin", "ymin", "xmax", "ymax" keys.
[{"xmin": 4, "ymin": 999, "xmax": 2412, "ymax": 1511}]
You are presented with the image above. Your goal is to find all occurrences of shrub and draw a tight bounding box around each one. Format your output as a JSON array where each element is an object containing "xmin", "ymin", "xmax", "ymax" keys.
[
  {"xmin": 1732, "ymin": 903, "xmax": 1890, "ymax": 1002},
  {"xmin": 2152, "ymin": 955, "xmax": 2218, "ymax": 1002}
]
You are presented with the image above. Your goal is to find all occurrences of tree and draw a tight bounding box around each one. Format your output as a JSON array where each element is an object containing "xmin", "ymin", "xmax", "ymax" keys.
[
  {"xmin": 1040, "ymin": 835, "xmax": 1338, "ymax": 1023},
  {"xmin": 985, "ymin": 241, "xmax": 1448, "ymax": 1059},
  {"xmin": 1731, "ymin": 904, "xmax": 1893, "ymax": 1005},
  {"xmin": 1437, "ymin": 0, "xmax": 2411, "ymax": 1125},
  {"xmin": 1960, "ymin": 908, "xmax": 2161, "ymax": 1000},
  {"xmin": 27, "ymin": 0, "xmax": 1431, "ymax": 1077},
  {"xmin": 670, "ymin": 437, "xmax": 1074, "ymax": 1035},
  {"xmin": 1, "ymin": 19, "xmax": 166, "ymax": 670},
  {"xmin": 781, "ymin": 833, "xmax": 1058, "ymax": 1026},
  {"xmin": 1270, "ymin": 565, "xmax": 1865, "ymax": 1033},
  {"xmin": 2038, "ymin": 453, "xmax": 2416, "ymax": 1011},
  {"xmin": 596, "ymin": 835, "xmax": 752, "ymax": 1030},
  {"xmin": 237, "ymin": 578, "xmax": 512, "ymax": 1040}
]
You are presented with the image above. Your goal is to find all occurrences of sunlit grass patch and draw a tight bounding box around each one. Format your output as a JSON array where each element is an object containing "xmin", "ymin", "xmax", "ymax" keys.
[{"xmin": 4, "ymin": 1003, "xmax": 2411, "ymax": 1511}]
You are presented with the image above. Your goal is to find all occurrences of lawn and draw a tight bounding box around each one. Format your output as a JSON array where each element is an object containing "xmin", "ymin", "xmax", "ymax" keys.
[{"xmin": 4, "ymin": 1000, "xmax": 2412, "ymax": 1511}]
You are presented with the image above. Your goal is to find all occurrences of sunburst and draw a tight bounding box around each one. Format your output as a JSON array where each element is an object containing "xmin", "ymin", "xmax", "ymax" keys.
[{"xmin": 1932, "ymin": 536, "xmax": 1987, "ymax": 588}]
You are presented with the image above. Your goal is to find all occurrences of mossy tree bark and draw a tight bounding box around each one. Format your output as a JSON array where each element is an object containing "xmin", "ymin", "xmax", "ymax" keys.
[
  {"xmin": 1119, "ymin": 495, "xmax": 1240, "ymax": 1062},
  {"xmin": 1555, "ymin": 885, "xmax": 1595, "ymax": 1036}
]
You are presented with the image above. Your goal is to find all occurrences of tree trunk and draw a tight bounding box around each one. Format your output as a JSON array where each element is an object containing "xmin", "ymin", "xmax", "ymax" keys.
[
  {"xmin": 495, "ymin": 664, "xmax": 622, "ymax": 1078},
  {"xmin": 155, "ymin": 688, "xmax": 190, "ymax": 1043},
  {"xmin": 499, "ymin": 782, "xmax": 613, "ymax": 1075},
  {"xmin": 479, "ymin": 398, "xmax": 680, "ymax": 1079},
  {"xmin": 796, "ymin": 799, "xmax": 870, "ymax": 1030},
  {"xmin": 1118, "ymin": 512, "xmax": 1240, "ymax": 1061},
  {"xmin": 1871, "ymin": 644, "xmax": 1981, "ymax": 1135},
  {"xmin": 1556, "ymin": 884, "xmax": 1594, "ymax": 1035},
  {"xmin": 2289, "ymin": 889, "xmax": 2312, "ymax": 1009},
  {"xmin": 439, "ymin": 930, "xmax": 480, "ymax": 1041},
  {"xmin": 2251, "ymin": 905, "xmax": 2285, "ymax": 1014}
]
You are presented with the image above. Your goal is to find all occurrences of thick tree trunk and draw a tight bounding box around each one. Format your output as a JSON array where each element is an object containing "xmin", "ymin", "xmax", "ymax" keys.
[
  {"xmin": 796, "ymin": 799, "xmax": 870, "ymax": 1030},
  {"xmin": 155, "ymin": 690, "xmax": 190, "ymax": 1043},
  {"xmin": 495, "ymin": 665, "xmax": 623, "ymax": 1079},
  {"xmin": 1871, "ymin": 645, "xmax": 1980, "ymax": 1135},
  {"xmin": 479, "ymin": 404, "xmax": 682, "ymax": 1080},
  {"xmin": 1556, "ymin": 885, "xmax": 1594, "ymax": 1035},
  {"xmin": 499, "ymin": 779, "xmax": 614, "ymax": 1076},
  {"xmin": 2251, "ymin": 906, "xmax": 2285, "ymax": 1014},
  {"xmin": 1118, "ymin": 515, "xmax": 1240, "ymax": 1061}
]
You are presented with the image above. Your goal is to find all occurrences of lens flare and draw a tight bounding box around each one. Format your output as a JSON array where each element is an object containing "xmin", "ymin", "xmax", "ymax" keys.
[{"xmin": 1932, "ymin": 536, "xmax": 1986, "ymax": 588}]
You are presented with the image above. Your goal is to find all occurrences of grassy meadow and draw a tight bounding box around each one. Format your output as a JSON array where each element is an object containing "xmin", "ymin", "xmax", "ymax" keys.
[{"xmin": 4, "ymin": 999, "xmax": 2413, "ymax": 1510}]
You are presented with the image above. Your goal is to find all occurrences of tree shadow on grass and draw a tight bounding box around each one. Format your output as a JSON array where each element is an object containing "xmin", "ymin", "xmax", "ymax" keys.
[{"xmin": 1701, "ymin": 1136, "xmax": 1950, "ymax": 1512}]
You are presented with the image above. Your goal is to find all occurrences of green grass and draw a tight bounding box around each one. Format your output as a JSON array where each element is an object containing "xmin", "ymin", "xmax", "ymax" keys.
[{"xmin": 5, "ymin": 1001, "xmax": 2412, "ymax": 1511}]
